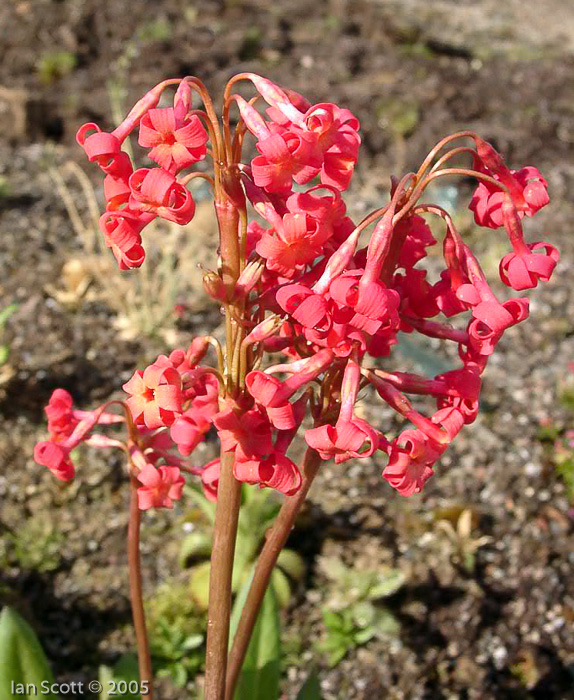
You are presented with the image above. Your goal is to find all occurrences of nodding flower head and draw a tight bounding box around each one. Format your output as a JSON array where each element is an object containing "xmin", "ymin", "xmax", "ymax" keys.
[
  {"xmin": 123, "ymin": 357, "xmax": 183, "ymax": 429},
  {"xmin": 76, "ymin": 123, "xmax": 133, "ymax": 179},
  {"xmin": 305, "ymin": 418, "xmax": 378, "ymax": 464},
  {"xmin": 500, "ymin": 241, "xmax": 559, "ymax": 291},
  {"xmin": 45, "ymin": 389, "xmax": 77, "ymax": 439},
  {"xmin": 128, "ymin": 168, "xmax": 196, "ymax": 225},
  {"xmin": 34, "ymin": 441, "xmax": 75, "ymax": 482},
  {"xmin": 136, "ymin": 464, "xmax": 185, "ymax": 510},
  {"xmin": 138, "ymin": 108, "xmax": 208, "ymax": 173},
  {"xmin": 469, "ymin": 166, "xmax": 550, "ymax": 229},
  {"xmin": 234, "ymin": 452, "xmax": 302, "ymax": 495}
]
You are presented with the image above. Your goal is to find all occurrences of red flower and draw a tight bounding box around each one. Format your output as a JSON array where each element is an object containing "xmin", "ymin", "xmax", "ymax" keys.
[
  {"xmin": 34, "ymin": 441, "xmax": 75, "ymax": 482},
  {"xmin": 123, "ymin": 358, "xmax": 183, "ymax": 429},
  {"xmin": 469, "ymin": 166, "xmax": 549, "ymax": 229},
  {"xmin": 136, "ymin": 464, "xmax": 185, "ymax": 510},
  {"xmin": 305, "ymin": 418, "xmax": 378, "ymax": 463},
  {"xmin": 138, "ymin": 108, "xmax": 208, "ymax": 173},
  {"xmin": 382, "ymin": 429, "xmax": 438, "ymax": 496},
  {"xmin": 499, "ymin": 241, "xmax": 559, "ymax": 291},
  {"xmin": 234, "ymin": 452, "xmax": 302, "ymax": 495},
  {"xmin": 129, "ymin": 168, "xmax": 196, "ymax": 225},
  {"xmin": 213, "ymin": 406, "xmax": 274, "ymax": 460},
  {"xmin": 45, "ymin": 389, "xmax": 77, "ymax": 439}
]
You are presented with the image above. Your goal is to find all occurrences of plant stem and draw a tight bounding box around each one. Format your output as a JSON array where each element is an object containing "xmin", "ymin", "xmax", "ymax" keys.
[
  {"xmin": 225, "ymin": 449, "xmax": 321, "ymax": 700},
  {"xmin": 204, "ymin": 188, "xmax": 245, "ymax": 700},
  {"xmin": 204, "ymin": 450, "xmax": 243, "ymax": 700},
  {"xmin": 128, "ymin": 475, "xmax": 154, "ymax": 699}
]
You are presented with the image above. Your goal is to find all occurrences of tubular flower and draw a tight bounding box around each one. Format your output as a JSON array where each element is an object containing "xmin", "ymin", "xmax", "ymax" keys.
[
  {"xmin": 251, "ymin": 131, "xmax": 321, "ymax": 193},
  {"xmin": 200, "ymin": 459, "xmax": 220, "ymax": 502},
  {"xmin": 499, "ymin": 241, "xmax": 560, "ymax": 291},
  {"xmin": 123, "ymin": 357, "xmax": 183, "ymax": 429},
  {"xmin": 212, "ymin": 406, "xmax": 274, "ymax": 460},
  {"xmin": 45, "ymin": 389, "xmax": 78, "ymax": 439},
  {"xmin": 34, "ymin": 407, "xmax": 108, "ymax": 482},
  {"xmin": 256, "ymin": 212, "xmax": 330, "ymax": 277},
  {"xmin": 76, "ymin": 123, "xmax": 133, "ymax": 179},
  {"xmin": 234, "ymin": 452, "xmax": 302, "ymax": 495},
  {"xmin": 136, "ymin": 464, "xmax": 185, "ymax": 510},
  {"xmin": 469, "ymin": 166, "xmax": 550, "ymax": 229},
  {"xmin": 99, "ymin": 210, "xmax": 150, "ymax": 269},
  {"xmin": 68, "ymin": 76, "xmax": 559, "ymax": 505},
  {"xmin": 382, "ymin": 429, "xmax": 439, "ymax": 496},
  {"xmin": 129, "ymin": 168, "xmax": 196, "ymax": 225},
  {"xmin": 138, "ymin": 108, "xmax": 208, "ymax": 173},
  {"xmin": 305, "ymin": 419, "xmax": 378, "ymax": 463},
  {"xmin": 34, "ymin": 441, "xmax": 76, "ymax": 482}
]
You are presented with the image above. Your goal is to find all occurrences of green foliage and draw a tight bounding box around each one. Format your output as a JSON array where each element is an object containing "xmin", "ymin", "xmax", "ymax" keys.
[
  {"xmin": 0, "ymin": 517, "xmax": 63, "ymax": 573},
  {"xmin": 319, "ymin": 605, "xmax": 399, "ymax": 666},
  {"xmin": 296, "ymin": 669, "xmax": 322, "ymax": 700},
  {"xmin": 99, "ymin": 654, "xmax": 141, "ymax": 699},
  {"xmin": 0, "ymin": 305, "xmax": 17, "ymax": 367},
  {"xmin": 231, "ymin": 575, "xmax": 281, "ymax": 700},
  {"xmin": 37, "ymin": 51, "xmax": 77, "ymax": 84},
  {"xmin": 0, "ymin": 176, "xmax": 10, "ymax": 198},
  {"xmin": 376, "ymin": 98, "xmax": 420, "ymax": 136},
  {"xmin": 317, "ymin": 557, "xmax": 405, "ymax": 666},
  {"xmin": 183, "ymin": 485, "xmax": 305, "ymax": 609},
  {"xmin": 555, "ymin": 451, "xmax": 574, "ymax": 501},
  {"xmin": 0, "ymin": 607, "xmax": 58, "ymax": 699},
  {"xmin": 146, "ymin": 580, "xmax": 206, "ymax": 688},
  {"xmin": 137, "ymin": 18, "xmax": 172, "ymax": 44},
  {"xmin": 239, "ymin": 27, "xmax": 263, "ymax": 61},
  {"xmin": 536, "ymin": 415, "xmax": 574, "ymax": 501}
]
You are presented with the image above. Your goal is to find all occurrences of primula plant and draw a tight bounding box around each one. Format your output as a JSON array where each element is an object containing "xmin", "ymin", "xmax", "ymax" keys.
[{"xmin": 33, "ymin": 73, "xmax": 558, "ymax": 699}]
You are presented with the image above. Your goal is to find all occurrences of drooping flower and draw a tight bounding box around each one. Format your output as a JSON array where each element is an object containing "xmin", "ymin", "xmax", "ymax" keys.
[
  {"xmin": 123, "ymin": 357, "xmax": 183, "ymax": 429},
  {"xmin": 136, "ymin": 464, "xmax": 185, "ymax": 510},
  {"xmin": 234, "ymin": 452, "xmax": 302, "ymax": 495},
  {"xmin": 128, "ymin": 168, "xmax": 196, "ymax": 225},
  {"xmin": 138, "ymin": 108, "xmax": 208, "ymax": 173}
]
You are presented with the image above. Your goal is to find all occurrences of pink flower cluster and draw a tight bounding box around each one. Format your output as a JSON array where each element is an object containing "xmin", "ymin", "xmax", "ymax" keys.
[
  {"xmin": 76, "ymin": 80, "xmax": 208, "ymax": 268},
  {"xmin": 35, "ymin": 75, "xmax": 559, "ymax": 509}
]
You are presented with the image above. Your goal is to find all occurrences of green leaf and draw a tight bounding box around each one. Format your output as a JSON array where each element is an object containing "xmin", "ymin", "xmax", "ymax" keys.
[
  {"xmin": 367, "ymin": 569, "xmax": 406, "ymax": 600},
  {"xmin": 189, "ymin": 561, "xmax": 211, "ymax": 610},
  {"xmin": 0, "ymin": 606, "xmax": 58, "ymax": 700},
  {"xmin": 178, "ymin": 532, "xmax": 212, "ymax": 568},
  {"xmin": 182, "ymin": 634, "xmax": 204, "ymax": 651},
  {"xmin": 277, "ymin": 549, "xmax": 306, "ymax": 581},
  {"xmin": 317, "ymin": 556, "xmax": 348, "ymax": 582},
  {"xmin": 372, "ymin": 608, "xmax": 401, "ymax": 639},
  {"xmin": 0, "ymin": 305, "xmax": 17, "ymax": 329},
  {"xmin": 99, "ymin": 654, "xmax": 141, "ymax": 699},
  {"xmin": 232, "ymin": 577, "xmax": 281, "ymax": 700},
  {"xmin": 351, "ymin": 601, "xmax": 376, "ymax": 629},
  {"xmin": 271, "ymin": 567, "xmax": 291, "ymax": 609},
  {"xmin": 321, "ymin": 609, "xmax": 343, "ymax": 631},
  {"xmin": 296, "ymin": 669, "xmax": 321, "ymax": 700},
  {"xmin": 353, "ymin": 626, "xmax": 376, "ymax": 645},
  {"xmin": 0, "ymin": 345, "xmax": 9, "ymax": 366}
]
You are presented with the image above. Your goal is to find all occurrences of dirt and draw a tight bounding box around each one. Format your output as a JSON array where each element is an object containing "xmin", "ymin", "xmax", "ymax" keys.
[{"xmin": 1, "ymin": 1, "xmax": 574, "ymax": 698}]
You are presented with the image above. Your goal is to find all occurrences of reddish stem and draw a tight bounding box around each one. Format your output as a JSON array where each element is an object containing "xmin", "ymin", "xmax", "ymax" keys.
[
  {"xmin": 204, "ymin": 450, "xmax": 243, "ymax": 700},
  {"xmin": 128, "ymin": 475, "xmax": 154, "ymax": 699},
  {"xmin": 225, "ymin": 449, "xmax": 321, "ymax": 700}
]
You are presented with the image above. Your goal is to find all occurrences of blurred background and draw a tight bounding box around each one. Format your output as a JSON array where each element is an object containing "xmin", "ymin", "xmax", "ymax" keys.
[{"xmin": 1, "ymin": 0, "xmax": 574, "ymax": 697}]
